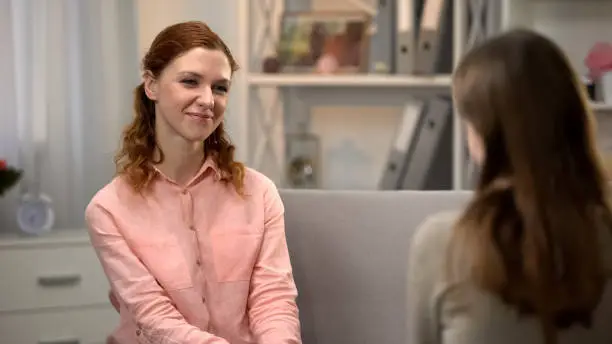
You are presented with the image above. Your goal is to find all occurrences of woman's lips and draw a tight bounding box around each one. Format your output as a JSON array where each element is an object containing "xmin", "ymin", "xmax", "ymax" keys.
[{"xmin": 186, "ymin": 112, "xmax": 213, "ymax": 124}]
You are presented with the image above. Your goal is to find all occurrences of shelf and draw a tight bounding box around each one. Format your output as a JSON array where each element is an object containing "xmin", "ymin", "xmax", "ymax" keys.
[
  {"xmin": 531, "ymin": 0, "xmax": 600, "ymax": 2},
  {"xmin": 531, "ymin": 0, "xmax": 609, "ymax": 2},
  {"xmin": 592, "ymin": 102, "xmax": 612, "ymax": 112},
  {"xmin": 247, "ymin": 74, "xmax": 452, "ymax": 88}
]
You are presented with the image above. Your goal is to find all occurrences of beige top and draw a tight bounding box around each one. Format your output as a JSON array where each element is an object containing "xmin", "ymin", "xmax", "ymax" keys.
[{"xmin": 407, "ymin": 211, "xmax": 612, "ymax": 344}]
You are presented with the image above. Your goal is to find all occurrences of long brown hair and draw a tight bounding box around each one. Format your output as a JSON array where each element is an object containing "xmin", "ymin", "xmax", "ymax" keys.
[
  {"xmin": 450, "ymin": 28, "xmax": 612, "ymax": 343},
  {"xmin": 115, "ymin": 21, "xmax": 245, "ymax": 193}
]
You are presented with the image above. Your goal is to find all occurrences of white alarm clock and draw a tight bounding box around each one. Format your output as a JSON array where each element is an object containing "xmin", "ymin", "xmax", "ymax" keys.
[{"xmin": 16, "ymin": 192, "xmax": 55, "ymax": 235}]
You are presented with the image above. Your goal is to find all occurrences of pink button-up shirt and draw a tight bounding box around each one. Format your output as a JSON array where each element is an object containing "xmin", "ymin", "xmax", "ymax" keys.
[{"xmin": 85, "ymin": 158, "xmax": 301, "ymax": 344}]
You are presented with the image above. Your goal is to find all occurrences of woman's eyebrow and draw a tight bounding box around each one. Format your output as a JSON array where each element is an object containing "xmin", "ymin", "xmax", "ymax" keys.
[
  {"xmin": 177, "ymin": 71, "xmax": 202, "ymax": 79},
  {"xmin": 177, "ymin": 71, "xmax": 229, "ymax": 84}
]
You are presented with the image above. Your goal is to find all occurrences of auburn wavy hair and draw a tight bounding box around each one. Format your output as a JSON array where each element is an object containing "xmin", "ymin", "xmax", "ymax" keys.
[
  {"xmin": 450, "ymin": 29, "xmax": 612, "ymax": 344},
  {"xmin": 114, "ymin": 21, "xmax": 245, "ymax": 194}
]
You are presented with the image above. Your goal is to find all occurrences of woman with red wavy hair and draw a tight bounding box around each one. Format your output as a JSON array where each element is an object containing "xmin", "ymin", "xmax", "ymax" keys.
[{"xmin": 86, "ymin": 21, "xmax": 301, "ymax": 344}]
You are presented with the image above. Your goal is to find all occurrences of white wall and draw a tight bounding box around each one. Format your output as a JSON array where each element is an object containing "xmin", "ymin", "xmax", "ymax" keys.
[{"xmin": 528, "ymin": 2, "xmax": 612, "ymax": 77}]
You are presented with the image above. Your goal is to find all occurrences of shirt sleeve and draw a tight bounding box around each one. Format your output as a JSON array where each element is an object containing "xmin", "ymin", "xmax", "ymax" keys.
[
  {"xmin": 86, "ymin": 201, "xmax": 230, "ymax": 344},
  {"xmin": 248, "ymin": 180, "xmax": 302, "ymax": 344},
  {"xmin": 406, "ymin": 214, "xmax": 449, "ymax": 344}
]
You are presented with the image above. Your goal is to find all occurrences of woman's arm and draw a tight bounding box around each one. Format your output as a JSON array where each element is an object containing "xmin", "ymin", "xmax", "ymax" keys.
[
  {"xmin": 406, "ymin": 214, "xmax": 454, "ymax": 344},
  {"xmin": 86, "ymin": 201, "xmax": 229, "ymax": 344},
  {"xmin": 108, "ymin": 289, "xmax": 120, "ymax": 312},
  {"xmin": 247, "ymin": 180, "xmax": 302, "ymax": 344}
]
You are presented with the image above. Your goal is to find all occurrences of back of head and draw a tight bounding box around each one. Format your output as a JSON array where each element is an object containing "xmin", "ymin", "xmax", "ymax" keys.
[
  {"xmin": 450, "ymin": 28, "xmax": 612, "ymax": 343},
  {"xmin": 115, "ymin": 21, "xmax": 243, "ymax": 192}
]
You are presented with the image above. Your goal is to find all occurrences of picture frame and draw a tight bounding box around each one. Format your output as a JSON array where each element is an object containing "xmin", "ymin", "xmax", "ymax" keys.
[{"xmin": 276, "ymin": 11, "xmax": 372, "ymax": 74}]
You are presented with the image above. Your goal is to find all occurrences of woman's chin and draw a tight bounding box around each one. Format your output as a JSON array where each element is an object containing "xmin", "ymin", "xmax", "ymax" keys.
[
  {"xmin": 177, "ymin": 120, "xmax": 221, "ymax": 144},
  {"xmin": 184, "ymin": 130, "xmax": 214, "ymax": 144}
]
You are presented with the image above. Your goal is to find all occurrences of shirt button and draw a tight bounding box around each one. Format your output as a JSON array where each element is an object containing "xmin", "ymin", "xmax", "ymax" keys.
[
  {"xmin": 196, "ymin": 259, "xmax": 201, "ymax": 266},
  {"xmin": 136, "ymin": 329, "xmax": 141, "ymax": 336},
  {"xmin": 202, "ymin": 296, "xmax": 206, "ymax": 303},
  {"xmin": 189, "ymin": 225, "xmax": 196, "ymax": 231},
  {"xmin": 181, "ymin": 189, "xmax": 188, "ymax": 195}
]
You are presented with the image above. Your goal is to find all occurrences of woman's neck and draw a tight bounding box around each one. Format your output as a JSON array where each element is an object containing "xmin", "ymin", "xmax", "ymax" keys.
[{"xmin": 154, "ymin": 134, "xmax": 205, "ymax": 187}]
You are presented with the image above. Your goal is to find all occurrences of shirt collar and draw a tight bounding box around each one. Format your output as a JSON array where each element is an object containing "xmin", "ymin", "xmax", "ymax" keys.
[{"xmin": 152, "ymin": 155, "xmax": 221, "ymax": 187}]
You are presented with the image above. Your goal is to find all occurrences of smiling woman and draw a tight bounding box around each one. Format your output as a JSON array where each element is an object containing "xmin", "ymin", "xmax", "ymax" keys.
[
  {"xmin": 85, "ymin": 21, "xmax": 302, "ymax": 344},
  {"xmin": 116, "ymin": 21, "xmax": 242, "ymax": 192},
  {"xmin": 147, "ymin": 48, "xmax": 231, "ymax": 138},
  {"xmin": 141, "ymin": 46, "xmax": 235, "ymax": 186}
]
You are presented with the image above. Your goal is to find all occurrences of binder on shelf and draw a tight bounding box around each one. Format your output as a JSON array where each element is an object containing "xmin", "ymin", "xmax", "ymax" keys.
[
  {"xmin": 379, "ymin": 99, "xmax": 426, "ymax": 190},
  {"xmin": 395, "ymin": 0, "xmax": 424, "ymax": 75},
  {"xmin": 414, "ymin": 0, "xmax": 453, "ymax": 75},
  {"xmin": 367, "ymin": 0, "xmax": 397, "ymax": 74},
  {"xmin": 399, "ymin": 96, "xmax": 452, "ymax": 190}
]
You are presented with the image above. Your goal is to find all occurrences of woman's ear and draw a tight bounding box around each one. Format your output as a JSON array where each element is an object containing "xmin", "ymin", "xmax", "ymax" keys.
[{"xmin": 143, "ymin": 71, "xmax": 158, "ymax": 101}]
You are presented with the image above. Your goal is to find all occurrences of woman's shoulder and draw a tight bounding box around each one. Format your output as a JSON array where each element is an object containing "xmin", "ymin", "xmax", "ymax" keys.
[
  {"xmin": 408, "ymin": 210, "xmax": 468, "ymax": 286},
  {"xmin": 410, "ymin": 210, "xmax": 462, "ymax": 256},
  {"xmin": 86, "ymin": 176, "xmax": 139, "ymax": 215},
  {"xmin": 242, "ymin": 167, "xmax": 279, "ymax": 196}
]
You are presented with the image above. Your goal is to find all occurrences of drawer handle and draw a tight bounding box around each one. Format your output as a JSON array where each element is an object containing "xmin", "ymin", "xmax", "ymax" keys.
[
  {"xmin": 38, "ymin": 338, "xmax": 80, "ymax": 344},
  {"xmin": 37, "ymin": 273, "xmax": 82, "ymax": 287}
]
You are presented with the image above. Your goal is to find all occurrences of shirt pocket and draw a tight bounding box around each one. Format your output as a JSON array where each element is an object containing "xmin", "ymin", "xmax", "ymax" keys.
[
  {"xmin": 137, "ymin": 243, "xmax": 194, "ymax": 290},
  {"xmin": 210, "ymin": 232, "xmax": 263, "ymax": 283}
]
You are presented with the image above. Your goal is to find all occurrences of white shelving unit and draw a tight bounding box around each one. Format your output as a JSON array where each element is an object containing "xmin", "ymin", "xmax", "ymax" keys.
[
  {"xmin": 593, "ymin": 102, "xmax": 612, "ymax": 112},
  {"xmin": 247, "ymin": 73, "xmax": 453, "ymax": 88},
  {"xmin": 239, "ymin": 0, "xmax": 485, "ymax": 189},
  {"xmin": 238, "ymin": 0, "xmax": 612, "ymax": 190}
]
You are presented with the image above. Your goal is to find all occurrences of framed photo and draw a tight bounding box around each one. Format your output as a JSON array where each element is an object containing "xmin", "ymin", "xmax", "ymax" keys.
[{"xmin": 276, "ymin": 11, "xmax": 371, "ymax": 74}]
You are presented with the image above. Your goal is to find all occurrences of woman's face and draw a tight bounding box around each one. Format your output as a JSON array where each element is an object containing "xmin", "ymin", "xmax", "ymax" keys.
[
  {"xmin": 144, "ymin": 47, "xmax": 232, "ymax": 143},
  {"xmin": 466, "ymin": 122, "xmax": 485, "ymax": 166},
  {"xmin": 453, "ymin": 80, "xmax": 485, "ymax": 167}
]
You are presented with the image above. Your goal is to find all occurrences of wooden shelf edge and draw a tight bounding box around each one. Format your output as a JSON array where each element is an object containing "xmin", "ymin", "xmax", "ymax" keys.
[
  {"xmin": 592, "ymin": 102, "xmax": 612, "ymax": 112},
  {"xmin": 246, "ymin": 74, "xmax": 611, "ymax": 111},
  {"xmin": 247, "ymin": 73, "xmax": 452, "ymax": 88}
]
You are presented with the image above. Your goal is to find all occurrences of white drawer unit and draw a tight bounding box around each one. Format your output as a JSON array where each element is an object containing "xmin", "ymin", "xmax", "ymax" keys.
[
  {"xmin": 0, "ymin": 307, "xmax": 118, "ymax": 344},
  {"xmin": 0, "ymin": 230, "xmax": 119, "ymax": 344}
]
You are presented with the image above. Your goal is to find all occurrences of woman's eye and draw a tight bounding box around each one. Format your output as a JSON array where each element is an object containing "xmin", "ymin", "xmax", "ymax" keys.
[
  {"xmin": 181, "ymin": 79, "xmax": 198, "ymax": 87},
  {"xmin": 213, "ymin": 85, "xmax": 228, "ymax": 94}
]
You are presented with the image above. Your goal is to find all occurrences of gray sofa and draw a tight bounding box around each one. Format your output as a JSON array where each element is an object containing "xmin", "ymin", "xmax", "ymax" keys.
[{"xmin": 279, "ymin": 189, "xmax": 473, "ymax": 344}]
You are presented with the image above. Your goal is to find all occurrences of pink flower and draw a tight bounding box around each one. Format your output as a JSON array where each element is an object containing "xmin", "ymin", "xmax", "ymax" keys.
[{"xmin": 585, "ymin": 42, "xmax": 612, "ymax": 79}]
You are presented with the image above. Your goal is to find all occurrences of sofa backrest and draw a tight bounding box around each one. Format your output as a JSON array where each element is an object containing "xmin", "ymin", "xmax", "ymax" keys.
[{"xmin": 279, "ymin": 189, "xmax": 473, "ymax": 344}]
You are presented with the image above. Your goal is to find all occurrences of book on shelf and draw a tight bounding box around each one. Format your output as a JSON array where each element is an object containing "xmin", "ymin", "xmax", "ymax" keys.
[{"xmin": 262, "ymin": 0, "xmax": 454, "ymax": 77}]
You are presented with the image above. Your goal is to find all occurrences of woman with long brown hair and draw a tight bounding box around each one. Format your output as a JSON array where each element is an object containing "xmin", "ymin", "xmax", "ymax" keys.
[
  {"xmin": 85, "ymin": 21, "xmax": 301, "ymax": 344},
  {"xmin": 407, "ymin": 29, "xmax": 612, "ymax": 344}
]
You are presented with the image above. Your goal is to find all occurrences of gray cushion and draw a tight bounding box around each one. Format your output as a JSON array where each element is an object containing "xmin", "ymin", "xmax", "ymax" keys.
[{"xmin": 280, "ymin": 189, "xmax": 473, "ymax": 344}]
